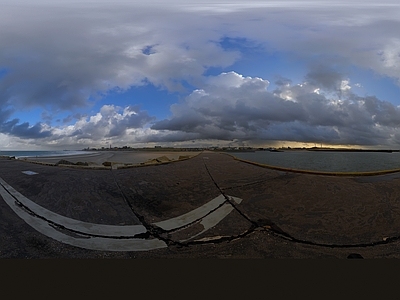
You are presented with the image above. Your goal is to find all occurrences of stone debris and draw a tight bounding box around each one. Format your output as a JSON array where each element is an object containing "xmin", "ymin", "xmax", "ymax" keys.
[
  {"xmin": 0, "ymin": 156, "xmax": 15, "ymax": 160},
  {"xmin": 55, "ymin": 160, "xmax": 97, "ymax": 167},
  {"xmin": 55, "ymin": 159, "xmax": 75, "ymax": 166},
  {"xmin": 144, "ymin": 159, "xmax": 158, "ymax": 165},
  {"xmin": 141, "ymin": 156, "xmax": 172, "ymax": 165},
  {"xmin": 178, "ymin": 155, "xmax": 190, "ymax": 160},
  {"xmin": 155, "ymin": 156, "xmax": 171, "ymax": 163}
]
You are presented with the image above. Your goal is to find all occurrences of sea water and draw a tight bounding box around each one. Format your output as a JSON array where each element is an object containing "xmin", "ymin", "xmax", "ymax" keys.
[
  {"xmin": 0, "ymin": 150, "xmax": 93, "ymax": 159},
  {"xmin": 230, "ymin": 151, "xmax": 400, "ymax": 172}
]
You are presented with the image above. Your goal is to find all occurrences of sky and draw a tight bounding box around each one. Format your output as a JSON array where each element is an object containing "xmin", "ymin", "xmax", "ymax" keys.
[{"xmin": 2, "ymin": 0, "xmax": 400, "ymax": 150}]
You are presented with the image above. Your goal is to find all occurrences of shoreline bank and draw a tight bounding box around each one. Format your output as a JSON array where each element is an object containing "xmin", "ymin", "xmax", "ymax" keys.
[{"xmin": 17, "ymin": 150, "xmax": 201, "ymax": 166}]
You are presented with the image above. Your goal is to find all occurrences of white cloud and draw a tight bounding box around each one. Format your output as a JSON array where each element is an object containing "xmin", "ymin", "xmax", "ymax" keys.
[
  {"xmin": 2, "ymin": 0, "xmax": 400, "ymax": 114},
  {"xmin": 31, "ymin": 105, "xmax": 155, "ymax": 149},
  {"xmin": 2, "ymin": 1, "xmax": 400, "ymax": 148},
  {"xmin": 0, "ymin": 1, "xmax": 240, "ymax": 113},
  {"xmin": 4, "ymin": 70, "xmax": 400, "ymax": 149},
  {"xmin": 340, "ymin": 80, "xmax": 351, "ymax": 92},
  {"xmin": 150, "ymin": 71, "xmax": 400, "ymax": 147}
]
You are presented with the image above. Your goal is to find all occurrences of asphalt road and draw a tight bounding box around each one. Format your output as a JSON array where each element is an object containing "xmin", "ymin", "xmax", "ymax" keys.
[{"xmin": 2, "ymin": 152, "xmax": 400, "ymax": 258}]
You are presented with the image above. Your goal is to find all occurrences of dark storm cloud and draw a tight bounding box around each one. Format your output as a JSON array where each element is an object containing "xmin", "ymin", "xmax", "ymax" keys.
[
  {"xmin": 0, "ymin": 1, "xmax": 239, "ymax": 111},
  {"xmin": 305, "ymin": 66, "xmax": 344, "ymax": 91},
  {"xmin": 0, "ymin": 119, "xmax": 52, "ymax": 138},
  {"xmin": 135, "ymin": 131, "xmax": 201, "ymax": 143},
  {"xmin": 2, "ymin": 1, "xmax": 400, "ymax": 148},
  {"xmin": 62, "ymin": 113, "xmax": 86, "ymax": 124},
  {"xmin": 2, "ymin": 0, "xmax": 400, "ymax": 114},
  {"xmin": 274, "ymin": 76, "xmax": 292, "ymax": 87},
  {"xmin": 150, "ymin": 71, "xmax": 400, "ymax": 146},
  {"xmin": 0, "ymin": 108, "xmax": 13, "ymax": 124}
]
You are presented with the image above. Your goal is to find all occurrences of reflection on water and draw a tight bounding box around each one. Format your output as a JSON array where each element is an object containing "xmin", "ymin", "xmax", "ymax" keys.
[
  {"xmin": 0, "ymin": 150, "xmax": 93, "ymax": 159},
  {"xmin": 230, "ymin": 151, "xmax": 400, "ymax": 172}
]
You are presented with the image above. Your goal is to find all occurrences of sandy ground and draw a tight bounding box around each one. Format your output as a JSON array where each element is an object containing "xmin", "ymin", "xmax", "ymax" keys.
[{"xmin": 20, "ymin": 150, "xmax": 200, "ymax": 165}]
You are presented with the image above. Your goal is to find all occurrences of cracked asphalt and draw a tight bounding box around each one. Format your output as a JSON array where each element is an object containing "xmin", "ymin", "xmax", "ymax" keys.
[{"xmin": 2, "ymin": 151, "xmax": 400, "ymax": 258}]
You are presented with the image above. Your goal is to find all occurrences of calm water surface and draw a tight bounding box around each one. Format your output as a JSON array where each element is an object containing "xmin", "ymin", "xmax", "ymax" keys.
[
  {"xmin": 230, "ymin": 151, "xmax": 400, "ymax": 172},
  {"xmin": 0, "ymin": 150, "xmax": 93, "ymax": 158}
]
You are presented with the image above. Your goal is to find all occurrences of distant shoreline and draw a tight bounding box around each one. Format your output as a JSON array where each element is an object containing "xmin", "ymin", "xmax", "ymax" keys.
[
  {"xmin": 224, "ymin": 148, "xmax": 400, "ymax": 153},
  {"xmin": 19, "ymin": 150, "xmax": 201, "ymax": 165},
  {"xmin": 305, "ymin": 149, "xmax": 398, "ymax": 153},
  {"xmin": 229, "ymin": 149, "xmax": 400, "ymax": 173}
]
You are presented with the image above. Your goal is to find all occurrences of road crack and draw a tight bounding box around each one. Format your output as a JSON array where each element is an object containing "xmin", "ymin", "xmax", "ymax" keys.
[{"xmin": 201, "ymin": 157, "xmax": 400, "ymax": 249}]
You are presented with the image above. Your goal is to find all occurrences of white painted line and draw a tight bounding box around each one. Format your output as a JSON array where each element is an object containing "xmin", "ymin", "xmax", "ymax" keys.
[
  {"xmin": 0, "ymin": 176, "xmax": 243, "ymax": 251},
  {"xmin": 180, "ymin": 203, "xmax": 234, "ymax": 242},
  {"xmin": 153, "ymin": 194, "xmax": 227, "ymax": 231},
  {"xmin": 22, "ymin": 171, "xmax": 38, "ymax": 175},
  {"xmin": 154, "ymin": 194, "xmax": 242, "ymax": 231},
  {"xmin": 0, "ymin": 177, "xmax": 146, "ymax": 237},
  {"xmin": 180, "ymin": 196, "xmax": 243, "ymax": 242},
  {"xmin": 227, "ymin": 195, "xmax": 243, "ymax": 205},
  {"xmin": 0, "ymin": 183, "xmax": 167, "ymax": 251}
]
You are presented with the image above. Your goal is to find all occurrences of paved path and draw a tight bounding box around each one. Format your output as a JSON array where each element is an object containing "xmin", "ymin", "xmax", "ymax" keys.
[
  {"xmin": 0, "ymin": 176, "xmax": 242, "ymax": 250},
  {"xmin": 2, "ymin": 152, "xmax": 400, "ymax": 258}
]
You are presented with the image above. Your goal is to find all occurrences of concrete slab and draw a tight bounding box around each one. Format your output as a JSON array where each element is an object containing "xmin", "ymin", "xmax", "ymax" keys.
[
  {"xmin": 224, "ymin": 172, "xmax": 400, "ymax": 245},
  {"xmin": 154, "ymin": 194, "xmax": 227, "ymax": 231},
  {"xmin": 113, "ymin": 155, "xmax": 222, "ymax": 223},
  {"xmin": 0, "ymin": 159, "xmax": 140, "ymax": 225},
  {"xmin": 0, "ymin": 182, "xmax": 167, "ymax": 251},
  {"xmin": 0, "ymin": 177, "xmax": 147, "ymax": 237},
  {"xmin": 180, "ymin": 201, "xmax": 240, "ymax": 242},
  {"xmin": 0, "ymin": 175, "xmax": 245, "ymax": 251}
]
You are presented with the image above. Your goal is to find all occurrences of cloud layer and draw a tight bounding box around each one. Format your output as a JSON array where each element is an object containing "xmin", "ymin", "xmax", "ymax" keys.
[
  {"xmin": 149, "ymin": 71, "xmax": 400, "ymax": 147},
  {"xmin": 5, "ymin": 70, "xmax": 398, "ymax": 150},
  {"xmin": 2, "ymin": 1, "xmax": 400, "ymax": 148}
]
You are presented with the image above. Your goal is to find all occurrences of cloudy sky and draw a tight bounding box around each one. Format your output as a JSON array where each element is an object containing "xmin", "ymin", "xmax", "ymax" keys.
[{"xmin": 2, "ymin": 0, "xmax": 400, "ymax": 150}]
